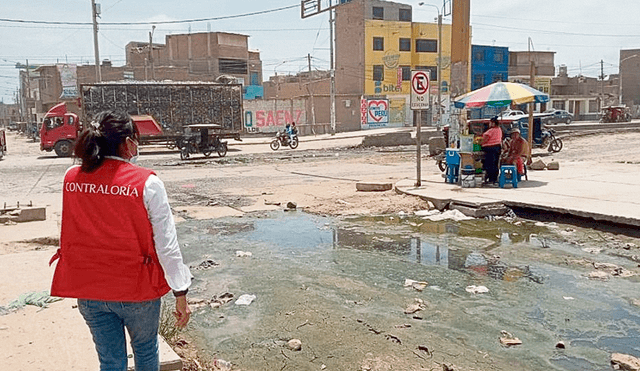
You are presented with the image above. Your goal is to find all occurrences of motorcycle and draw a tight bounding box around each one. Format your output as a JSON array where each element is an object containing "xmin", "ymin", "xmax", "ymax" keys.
[
  {"xmin": 538, "ymin": 126, "xmax": 563, "ymax": 153},
  {"xmin": 270, "ymin": 131, "xmax": 299, "ymax": 150}
]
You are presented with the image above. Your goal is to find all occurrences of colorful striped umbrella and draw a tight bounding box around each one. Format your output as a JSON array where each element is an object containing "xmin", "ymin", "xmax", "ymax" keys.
[{"xmin": 453, "ymin": 81, "xmax": 549, "ymax": 109}]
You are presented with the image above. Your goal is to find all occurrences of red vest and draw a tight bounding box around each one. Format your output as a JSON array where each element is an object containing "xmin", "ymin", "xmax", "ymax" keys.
[{"xmin": 50, "ymin": 159, "xmax": 170, "ymax": 301}]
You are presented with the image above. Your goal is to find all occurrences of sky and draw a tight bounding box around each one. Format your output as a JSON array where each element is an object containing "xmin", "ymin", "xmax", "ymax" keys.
[{"xmin": 1, "ymin": 0, "xmax": 640, "ymax": 103}]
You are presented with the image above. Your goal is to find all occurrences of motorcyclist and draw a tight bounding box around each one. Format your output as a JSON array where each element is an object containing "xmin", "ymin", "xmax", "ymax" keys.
[{"xmin": 285, "ymin": 123, "xmax": 293, "ymax": 144}]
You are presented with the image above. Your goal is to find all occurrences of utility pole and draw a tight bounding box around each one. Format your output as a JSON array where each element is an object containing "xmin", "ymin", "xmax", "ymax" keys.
[
  {"xmin": 91, "ymin": 0, "xmax": 102, "ymax": 82},
  {"xmin": 436, "ymin": 11, "xmax": 442, "ymax": 127},
  {"xmin": 600, "ymin": 59, "xmax": 605, "ymax": 109},
  {"xmin": 527, "ymin": 38, "xmax": 535, "ymax": 151},
  {"xmin": 149, "ymin": 25, "xmax": 156, "ymax": 81},
  {"xmin": 329, "ymin": 7, "xmax": 336, "ymax": 135},
  {"xmin": 308, "ymin": 53, "xmax": 312, "ymax": 73},
  {"xmin": 26, "ymin": 59, "xmax": 31, "ymax": 123}
]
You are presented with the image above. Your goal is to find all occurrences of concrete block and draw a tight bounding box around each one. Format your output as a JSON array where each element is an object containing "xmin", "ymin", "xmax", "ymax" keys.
[
  {"xmin": 127, "ymin": 335, "xmax": 182, "ymax": 371},
  {"xmin": 14, "ymin": 207, "xmax": 47, "ymax": 222},
  {"xmin": 529, "ymin": 159, "xmax": 546, "ymax": 170},
  {"xmin": 451, "ymin": 202, "xmax": 509, "ymax": 218},
  {"xmin": 547, "ymin": 161, "xmax": 560, "ymax": 170},
  {"xmin": 356, "ymin": 182, "xmax": 393, "ymax": 192}
]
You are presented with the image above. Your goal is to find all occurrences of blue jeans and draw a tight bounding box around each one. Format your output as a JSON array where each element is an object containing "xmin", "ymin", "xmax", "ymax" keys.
[{"xmin": 78, "ymin": 299, "xmax": 161, "ymax": 371}]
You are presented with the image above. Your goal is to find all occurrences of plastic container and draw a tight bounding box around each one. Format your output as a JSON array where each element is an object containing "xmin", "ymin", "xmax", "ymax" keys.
[
  {"xmin": 475, "ymin": 174, "xmax": 484, "ymax": 187},
  {"xmin": 460, "ymin": 134, "xmax": 474, "ymax": 153},
  {"xmin": 461, "ymin": 168, "xmax": 475, "ymax": 188}
]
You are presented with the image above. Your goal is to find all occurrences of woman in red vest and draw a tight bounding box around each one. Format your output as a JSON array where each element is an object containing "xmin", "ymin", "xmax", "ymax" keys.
[{"xmin": 50, "ymin": 111, "xmax": 191, "ymax": 371}]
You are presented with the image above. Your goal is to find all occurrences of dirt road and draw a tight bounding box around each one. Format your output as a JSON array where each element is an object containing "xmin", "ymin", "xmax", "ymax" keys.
[{"xmin": 2, "ymin": 129, "xmax": 640, "ymax": 371}]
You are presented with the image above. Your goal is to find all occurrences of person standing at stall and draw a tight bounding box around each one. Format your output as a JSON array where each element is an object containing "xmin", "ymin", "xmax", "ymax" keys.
[
  {"xmin": 50, "ymin": 110, "xmax": 192, "ymax": 371},
  {"xmin": 481, "ymin": 116, "xmax": 503, "ymax": 184}
]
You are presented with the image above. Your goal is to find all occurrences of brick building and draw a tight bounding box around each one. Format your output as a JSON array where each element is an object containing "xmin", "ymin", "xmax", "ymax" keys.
[
  {"xmin": 620, "ymin": 49, "xmax": 640, "ymax": 108},
  {"xmin": 125, "ymin": 32, "xmax": 263, "ymax": 99}
]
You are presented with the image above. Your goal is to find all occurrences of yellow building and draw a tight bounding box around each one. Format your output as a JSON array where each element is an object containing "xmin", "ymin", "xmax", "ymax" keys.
[
  {"xmin": 364, "ymin": 20, "xmax": 452, "ymax": 97},
  {"xmin": 336, "ymin": 0, "xmax": 453, "ymax": 129}
]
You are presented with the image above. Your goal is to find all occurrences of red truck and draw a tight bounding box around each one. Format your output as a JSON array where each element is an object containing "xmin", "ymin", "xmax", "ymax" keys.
[
  {"xmin": 40, "ymin": 81, "xmax": 244, "ymax": 157},
  {"xmin": 40, "ymin": 102, "xmax": 164, "ymax": 157}
]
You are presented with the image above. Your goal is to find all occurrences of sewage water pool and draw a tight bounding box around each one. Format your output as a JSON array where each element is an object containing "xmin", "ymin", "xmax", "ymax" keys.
[{"xmin": 176, "ymin": 211, "xmax": 640, "ymax": 370}]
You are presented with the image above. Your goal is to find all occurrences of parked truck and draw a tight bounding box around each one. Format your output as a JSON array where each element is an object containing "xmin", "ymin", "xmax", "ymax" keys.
[{"xmin": 40, "ymin": 81, "xmax": 244, "ymax": 158}]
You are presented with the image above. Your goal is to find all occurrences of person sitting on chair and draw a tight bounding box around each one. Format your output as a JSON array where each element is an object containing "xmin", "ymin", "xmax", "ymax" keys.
[{"xmin": 503, "ymin": 128, "xmax": 531, "ymax": 175}]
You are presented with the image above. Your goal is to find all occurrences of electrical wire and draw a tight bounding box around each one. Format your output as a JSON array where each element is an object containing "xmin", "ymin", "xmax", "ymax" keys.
[{"xmin": 0, "ymin": 4, "xmax": 299, "ymax": 26}]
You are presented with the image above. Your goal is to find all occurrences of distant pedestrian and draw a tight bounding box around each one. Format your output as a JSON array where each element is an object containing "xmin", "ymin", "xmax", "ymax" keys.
[{"xmin": 49, "ymin": 110, "xmax": 192, "ymax": 371}]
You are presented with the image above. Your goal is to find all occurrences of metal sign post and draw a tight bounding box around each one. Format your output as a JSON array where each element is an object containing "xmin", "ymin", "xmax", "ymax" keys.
[{"xmin": 411, "ymin": 71, "xmax": 430, "ymax": 187}]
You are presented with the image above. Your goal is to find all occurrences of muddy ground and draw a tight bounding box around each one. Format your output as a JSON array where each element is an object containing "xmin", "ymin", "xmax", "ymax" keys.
[{"xmin": 2, "ymin": 129, "xmax": 640, "ymax": 370}]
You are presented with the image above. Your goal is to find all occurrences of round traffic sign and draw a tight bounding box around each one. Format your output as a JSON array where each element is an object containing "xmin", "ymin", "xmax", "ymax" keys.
[{"xmin": 411, "ymin": 71, "xmax": 430, "ymax": 95}]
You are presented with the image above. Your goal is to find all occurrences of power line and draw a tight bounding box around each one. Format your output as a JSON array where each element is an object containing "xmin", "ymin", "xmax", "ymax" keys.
[
  {"xmin": 0, "ymin": 4, "xmax": 298, "ymax": 26},
  {"xmin": 473, "ymin": 22, "xmax": 640, "ymax": 38}
]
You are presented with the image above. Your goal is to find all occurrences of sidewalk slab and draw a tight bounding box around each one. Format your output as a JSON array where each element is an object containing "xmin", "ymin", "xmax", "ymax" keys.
[{"xmin": 396, "ymin": 160, "xmax": 640, "ymax": 227}]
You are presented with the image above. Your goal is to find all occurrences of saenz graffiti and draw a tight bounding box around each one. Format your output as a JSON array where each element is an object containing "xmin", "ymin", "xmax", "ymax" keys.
[
  {"xmin": 244, "ymin": 99, "xmax": 306, "ymax": 133},
  {"xmin": 254, "ymin": 110, "xmax": 303, "ymax": 127}
]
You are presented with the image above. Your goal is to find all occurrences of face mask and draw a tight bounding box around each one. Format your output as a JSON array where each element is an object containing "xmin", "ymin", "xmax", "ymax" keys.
[
  {"xmin": 129, "ymin": 147, "xmax": 140, "ymax": 164},
  {"xmin": 127, "ymin": 137, "xmax": 139, "ymax": 164}
]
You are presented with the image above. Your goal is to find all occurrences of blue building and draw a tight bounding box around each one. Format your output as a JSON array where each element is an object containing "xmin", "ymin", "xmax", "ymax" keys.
[{"xmin": 471, "ymin": 45, "xmax": 509, "ymax": 91}]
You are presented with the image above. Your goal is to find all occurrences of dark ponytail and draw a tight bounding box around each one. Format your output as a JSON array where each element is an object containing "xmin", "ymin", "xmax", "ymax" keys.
[{"xmin": 74, "ymin": 110, "xmax": 138, "ymax": 172}]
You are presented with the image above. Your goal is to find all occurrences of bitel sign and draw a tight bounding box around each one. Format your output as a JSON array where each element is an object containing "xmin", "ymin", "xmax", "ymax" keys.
[{"xmin": 410, "ymin": 71, "xmax": 430, "ymax": 110}]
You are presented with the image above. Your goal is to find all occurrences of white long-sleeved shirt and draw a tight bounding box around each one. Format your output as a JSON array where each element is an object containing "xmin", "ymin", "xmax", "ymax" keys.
[
  {"xmin": 143, "ymin": 173, "xmax": 192, "ymax": 291},
  {"xmin": 67, "ymin": 157, "xmax": 192, "ymax": 292}
]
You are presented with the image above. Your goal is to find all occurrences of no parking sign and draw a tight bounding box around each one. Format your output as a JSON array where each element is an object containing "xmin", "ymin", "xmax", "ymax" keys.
[{"xmin": 410, "ymin": 71, "xmax": 430, "ymax": 110}]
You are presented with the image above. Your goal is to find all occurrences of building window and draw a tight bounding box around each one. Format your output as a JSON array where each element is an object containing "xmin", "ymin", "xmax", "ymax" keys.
[
  {"xmin": 415, "ymin": 65, "xmax": 437, "ymax": 81},
  {"xmin": 373, "ymin": 37, "xmax": 384, "ymax": 51},
  {"xmin": 492, "ymin": 74, "xmax": 504, "ymax": 82},
  {"xmin": 474, "ymin": 50, "xmax": 485, "ymax": 62},
  {"xmin": 473, "ymin": 74, "xmax": 484, "ymax": 88},
  {"xmin": 399, "ymin": 38, "xmax": 411, "ymax": 52},
  {"xmin": 494, "ymin": 51, "xmax": 503, "ymax": 63},
  {"xmin": 373, "ymin": 65, "xmax": 384, "ymax": 81},
  {"xmin": 416, "ymin": 39, "xmax": 437, "ymax": 53},
  {"xmin": 401, "ymin": 66, "xmax": 411, "ymax": 81},
  {"xmin": 372, "ymin": 6, "xmax": 384, "ymax": 20},
  {"xmin": 219, "ymin": 58, "xmax": 248, "ymax": 74},
  {"xmin": 399, "ymin": 8, "xmax": 411, "ymax": 22}
]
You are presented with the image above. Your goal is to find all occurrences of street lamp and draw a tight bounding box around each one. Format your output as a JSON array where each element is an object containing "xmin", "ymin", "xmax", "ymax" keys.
[
  {"xmin": 619, "ymin": 54, "xmax": 638, "ymax": 106},
  {"xmin": 418, "ymin": 2, "xmax": 442, "ymax": 127}
]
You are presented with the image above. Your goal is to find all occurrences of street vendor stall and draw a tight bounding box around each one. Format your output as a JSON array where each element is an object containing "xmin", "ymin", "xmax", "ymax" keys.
[{"xmin": 446, "ymin": 82, "xmax": 550, "ymax": 187}]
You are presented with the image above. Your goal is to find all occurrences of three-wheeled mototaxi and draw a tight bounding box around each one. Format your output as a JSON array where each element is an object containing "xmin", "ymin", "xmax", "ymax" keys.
[{"xmin": 179, "ymin": 124, "xmax": 229, "ymax": 160}]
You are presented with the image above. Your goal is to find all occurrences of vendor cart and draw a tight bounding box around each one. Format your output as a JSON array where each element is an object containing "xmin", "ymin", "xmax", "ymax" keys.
[{"xmin": 179, "ymin": 124, "xmax": 228, "ymax": 160}]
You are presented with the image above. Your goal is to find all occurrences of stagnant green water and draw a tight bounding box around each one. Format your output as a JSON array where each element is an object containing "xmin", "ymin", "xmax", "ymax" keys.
[{"xmin": 176, "ymin": 210, "xmax": 640, "ymax": 370}]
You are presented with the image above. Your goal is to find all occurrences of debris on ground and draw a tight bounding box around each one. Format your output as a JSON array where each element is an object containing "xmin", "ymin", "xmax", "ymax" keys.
[
  {"xmin": 287, "ymin": 338, "xmax": 302, "ymax": 351},
  {"xmin": 499, "ymin": 331, "xmax": 522, "ymax": 347},
  {"xmin": 0, "ymin": 291, "xmax": 63, "ymax": 315},
  {"xmin": 611, "ymin": 352, "xmax": 640, "ymax": 371},
  {"xmin": 465, "ymin": 285, "xmax": 489, "ymax": 294},
  {"xmin": 286, "ymin": 201, "xmax": 297, "ymax": 210},
  {"xmin": 235, "ymin": 250, "xmax": 252, "ymax": 257},
  {"xmin": 417, "ymin": 209, "xmax": 474, "ymax": 221},
  {"xmin": 403, "ymin": 278, "xmax": 428, "ymax": 291},
  {"xmin": 191, "ymin": 259, "xmax": 219, "ymax": 270},
  {"xmin": 235, "ymin": 294, "xmax": 256, "ymax": 306},
  {"xmin": 404, "ymin": 298, "xmax": 427, "ymax": 314}
]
